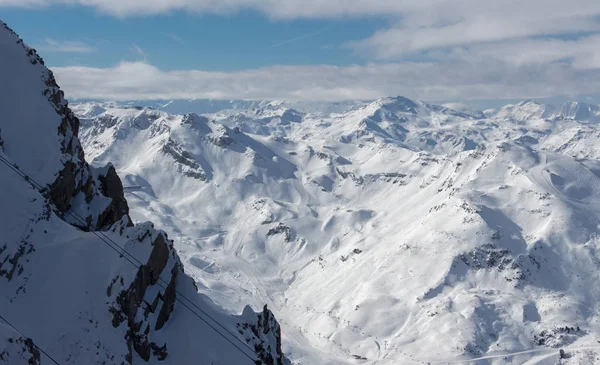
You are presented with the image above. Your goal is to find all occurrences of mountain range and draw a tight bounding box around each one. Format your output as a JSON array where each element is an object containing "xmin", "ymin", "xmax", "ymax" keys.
[{"xmin": 70, "ymin": 94, "xmax": 600, "ymax": 364}]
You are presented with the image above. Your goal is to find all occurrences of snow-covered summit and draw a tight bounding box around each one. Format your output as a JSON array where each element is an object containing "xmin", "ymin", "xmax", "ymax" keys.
[
  {"xmin": 558, "ymin": 101, "xmax": 600, "ymax": 122},
  {"xmin": 489, "ymin": 99, "xmax": 600, "ymax": 123}
]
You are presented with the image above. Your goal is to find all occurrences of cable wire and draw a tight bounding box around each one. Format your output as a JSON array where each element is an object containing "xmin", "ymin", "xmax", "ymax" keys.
[
  {"xmin": 0, "ymin": 154, "xmax": 261, "ymax": 364},
  {"xmin": 0, "ymin": 313, "xmax": 61, "ymax": 365}
]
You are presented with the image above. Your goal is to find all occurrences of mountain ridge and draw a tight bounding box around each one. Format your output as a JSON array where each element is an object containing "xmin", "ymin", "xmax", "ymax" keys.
[
  {"xmin": 0, "ymin": 19, "xmax": 288, "ymax": 365},
  {"xmin": 72, "ymin": 96, "xmax": 600, "ymax": 123}
]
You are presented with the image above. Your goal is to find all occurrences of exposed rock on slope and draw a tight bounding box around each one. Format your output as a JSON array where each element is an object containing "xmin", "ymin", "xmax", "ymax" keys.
[
  {"xmin": 96, "ymin": 164, "xmax": 132, "ymax": 228},
  {"xmin": 0, "ymin": 324, "xmax": 40, "ymax": 365},
  {"xmin": 0, "ymin": 20, "xmax": 288, "ymax": 365},
  {"xmin": 238, "ymin": 305, "xmax": 285, "ymax": 365},
  {"xmin": 1, "ymin": 21, "xmax": 127, "ymax": 231}
]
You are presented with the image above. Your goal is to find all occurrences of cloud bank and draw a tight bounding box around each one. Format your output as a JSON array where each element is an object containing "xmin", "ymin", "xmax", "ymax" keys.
[
  {"xmin": 5, "ymin": 0, "xmax": 600, "ymax": 101},
  {"xmin": 52, "ymin": 60, "xmax": 600, "ymax": 102}
]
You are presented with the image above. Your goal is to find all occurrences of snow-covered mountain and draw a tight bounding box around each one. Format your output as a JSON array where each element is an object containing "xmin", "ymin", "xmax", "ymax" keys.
[
  {"xmin": 71, "ymin": 98, "xmax": 368, "ymax": 118},
  {"xmin": 0, "ymin": 21, "xmax": 288, "ymax": 365},
  {"xmin": 488, "ymin": 100, "xmax": 600, "ymax": 123},
  {"xmin": 72, "ymin": 90, "xmax": 600, "ymax": 364}
]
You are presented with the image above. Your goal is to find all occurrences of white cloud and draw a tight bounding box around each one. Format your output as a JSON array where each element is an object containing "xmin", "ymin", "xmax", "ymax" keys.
[
  {"xmin": 439, "ymin": 35, "xmax": 600, "ymax": 70},
  {"xmin": 37, "ymin": 38, "xmax": 96, "ymax": 53},
  {"xmin": 1, "ymin": 0, "xmax": 598, "ymax": 21},
  {"xmin": 5, "ymin": 0, "xmax": 600, "ymax": 62},
  {"xmin": 349, "ymin": 18, "xmax": 600, "ymax": 59},
  {"xmin": 0, "ymin": 0, "xmax": 430, "ymax": 18},
  {"xmin": 6, "ymin": 0, "xmax": 600, "ymax": 102},
  {"xmin": 51, "ymin": 60, "xmax": 600, "ymax": 102}
]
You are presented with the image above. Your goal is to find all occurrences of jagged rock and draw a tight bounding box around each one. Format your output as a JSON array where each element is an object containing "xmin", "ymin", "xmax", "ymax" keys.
[
  {"xmin": 155, "ymin": 265, "xmax": 178, "ymax": 331},
  {"xmin": 316, "ymin": 151, "xmax": 329, "ymax": 160},
  {"xmin": 22, "ymin": 338, "xmax": 40, "ymax": 365},
  {"xmin": 266, "ymin": 223, "xmax": 292, "ymax": 242},
  {"xmin": 256, "ymin": 305, "xmax": 284, "ymax": 365},
  {"xmin": 0, "ymin": 325, "xmax": 41, "ymax": 365},
  {"xmin": 207, "ymin": 125, "xmax": 234, "ymax": 147},
  {"xmin": 5, "ymin": 25, "xmax": 130, "ymax": 232},
  {"xmin": 0, "ymin": 244, "xmax": 27, "ymax": 281},
  {"xmin": 0, "ymin": 337, "xmax": 41, "ymax": 365},
  {"xmin": 161, "ymin": 138, "xmax": 207, "ymax": 180},
  {"xmin": 115, "ymin": 234, "xmax": 170, "ymax": 325},
  {"xmin": 237, "ymin": 305, "xmax": 286, "ymax": 365},
  {"xmin": 535, "ymin": 326, "xmax": 584, "ymax": 348},
  {"xmin": 110, "ymin": 233, "xmax": 177, "ymax": 363},
  {"xmin": 96, "ymin": 164, "xmax": 132, "ymax": 228},
  {"xmin": 46, "ymin": 161, "xmax": 79, "ymax": 214},
  {"xmin": 180, "ymin": 113, "xmax": 211, "ymax": 133},
  {"xmin": 458, "ymin": 244, "xmax": 516, "ymax": 273},
  {"xmin": 336, "ymin": 168, "xmax": 365, "ymax": 185}
]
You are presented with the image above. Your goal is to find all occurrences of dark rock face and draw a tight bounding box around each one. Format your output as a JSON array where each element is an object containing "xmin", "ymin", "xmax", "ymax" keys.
[
  {"xmin": 237, "ymin": 305, "xmax": 286, "ymax": 365},
  {"xmin": 0, "ymin": 242, "xmax": 33, "ymax": 281},
  {"xmin": 0, "ymin": 332, "xmax": 41, "ymax": 365},
  {"xmin": 42, "ymin": 70, "xmax": 95, "ymax": 217},
  {"xmin": 46, "ymin": 162, "xmax": 81, "ymax": 214},
  {"xmin": 109, "ymin": 232, "xmax": 179, "ymax": 363},
  {"xmin": 207, "ymin": 126, "xmax": 234, "ymax": 147},
  {"xmin": 117, "ymin": 234, "xmax": 170, "ymax": 323},
  {"xmin": 155, "ymin": 265, "xmax": 178, "ymax": 331},
  {"xmin": 96, "ymin": 164, "xmax": 132, "ymax": 228},
  {"xmin": 257, "ymin": 305, "xmax": 284, "ymax": 365},
  {"xmin": 266, "ymin": 223, "xmax": 292, "ymax": 242},
  {"xmin": 534, "ymin": 326, "xmax": 584, "ymax": 348},
  {"xmin": 161, "ymin": 138, "xmax": 207, "ymax": 180},
  {"xmin": 23, "ymin": 338, "xmax": 41, "ymax": 365}
]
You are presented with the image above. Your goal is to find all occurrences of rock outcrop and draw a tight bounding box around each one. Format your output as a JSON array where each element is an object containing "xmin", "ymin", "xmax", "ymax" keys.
[
  {"xmin": 2, "ymin": 21, "xmax": 128, "ymax": 231},
  {"xmin": 96, "ymin": 164, "xmax": 132, "ymax": 228},
  {"xmin": 238, "ymin": 305, "xmax": 286, "ymax": 365},
  {"xmin": 106, "ymin": 223, "xmax": 180, "ymax": 363},
  {"xmin": 0, "ymin": 325, "xmax": 41, "ymax": 365},
  {"xmin": 161, "ymin": 138, "xmax": 207, "ymax": 180}
]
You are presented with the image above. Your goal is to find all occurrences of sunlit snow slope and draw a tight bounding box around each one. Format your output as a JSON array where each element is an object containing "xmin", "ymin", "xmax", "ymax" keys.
[{"xmin": 75, "ymin": 94, "xmax": 600, "ymax": 363}]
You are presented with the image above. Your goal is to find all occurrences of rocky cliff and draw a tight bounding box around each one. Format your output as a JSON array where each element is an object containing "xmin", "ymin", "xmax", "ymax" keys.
[{"xmin": 0, "ymin": 20, "xmax": 288, "ymax": 365}]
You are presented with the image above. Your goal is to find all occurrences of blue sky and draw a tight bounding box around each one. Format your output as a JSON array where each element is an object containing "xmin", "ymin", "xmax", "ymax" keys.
[
  {"xmin": 2, "ymin": 0, "xmax": 600, "ymax": 105},
  {"xmin": 2, "ymin": 7, "xmax": 384, "ymax": 71}
]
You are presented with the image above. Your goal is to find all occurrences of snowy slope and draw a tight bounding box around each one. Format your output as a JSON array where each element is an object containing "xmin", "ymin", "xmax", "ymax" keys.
[
  {"xmin": 74, "ymin": 92, "xmax": 600, "ymax": 365},
  {"xmin": 0, "ymin": 20, "xmax": 288, "ymax": 365}
]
